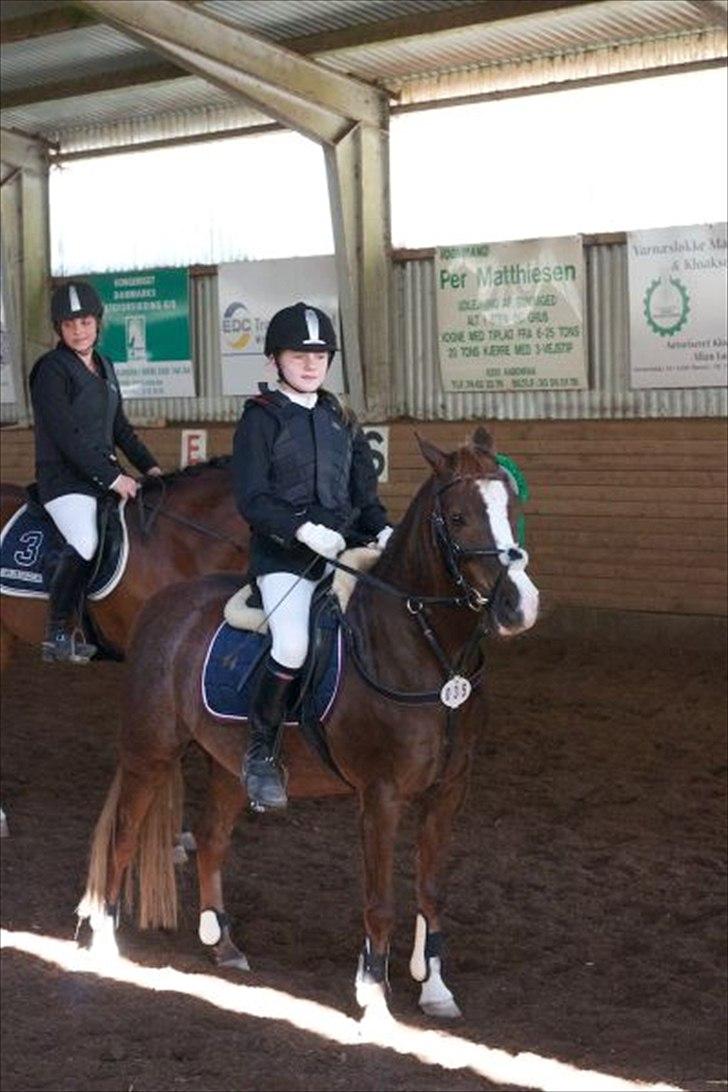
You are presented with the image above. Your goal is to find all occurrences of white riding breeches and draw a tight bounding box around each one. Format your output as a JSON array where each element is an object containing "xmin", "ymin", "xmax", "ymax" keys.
[
  {"xmin": 257, "ymin": 570, "xmax": 328, "ymax": 670},
  {"xmin": 44, "ymin": 493, "xmax": 99, "ymax": 561}
]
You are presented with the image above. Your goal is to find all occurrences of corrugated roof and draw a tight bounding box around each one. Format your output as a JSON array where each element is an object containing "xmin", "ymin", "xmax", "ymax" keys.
[{"xmin": 1, "ymin": 0, "xmax": 726, "ymax": 146}]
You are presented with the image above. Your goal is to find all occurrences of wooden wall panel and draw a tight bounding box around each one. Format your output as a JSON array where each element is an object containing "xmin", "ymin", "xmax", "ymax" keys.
[{"xmin": 2, "ymin": 418, "xmax": 726, "ymax": 617}]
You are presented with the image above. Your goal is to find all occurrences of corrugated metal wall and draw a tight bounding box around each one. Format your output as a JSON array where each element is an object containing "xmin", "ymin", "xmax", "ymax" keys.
[
  {"xmin": 115, "ymin": 243, "xmax": 727, "ymax": 424},
  {"xmin": 3, "ymin": 243, "xmax": 725, "ymax": 427},
  {"xmin": 391, "ymin": 243, "xmax": 728, "ymax": 421}
]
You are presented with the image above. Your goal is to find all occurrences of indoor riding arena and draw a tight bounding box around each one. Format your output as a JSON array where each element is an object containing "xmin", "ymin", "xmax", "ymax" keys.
[{"xmin": 1, "ymin": 3, "xmax": 726, "ymax": 1092}]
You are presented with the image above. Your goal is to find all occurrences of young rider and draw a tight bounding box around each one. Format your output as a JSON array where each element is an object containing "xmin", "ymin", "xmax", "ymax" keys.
[
  {"xmin": 29, "ymin": 281, "xmax": 162, "ymax": 663},
  {"xmin": 232, "ymin": 301, "xmax": 392, "ymax": 811}
]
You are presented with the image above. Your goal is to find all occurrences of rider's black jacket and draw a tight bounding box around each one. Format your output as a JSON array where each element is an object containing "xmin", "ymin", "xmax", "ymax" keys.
[
  {"xmin": 232, "ymin": 386, "xmax": 388, "ymax": 577},
  {"xmin": 29, "ymin": 342, "xmax": 157, "ymax": 503}
]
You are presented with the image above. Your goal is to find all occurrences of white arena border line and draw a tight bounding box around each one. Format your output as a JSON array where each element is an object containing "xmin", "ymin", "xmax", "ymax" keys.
[{"xmin": 1, "ymin": 929, "xmax": 682, "ymax": 1092}]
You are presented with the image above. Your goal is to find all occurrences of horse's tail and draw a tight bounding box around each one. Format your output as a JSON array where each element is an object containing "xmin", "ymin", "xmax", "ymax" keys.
[
  {"xmin": 77, "ymin": 760, "xmax": 184, "ymax": 931},
  {"xmin": 134, "ymin": 762, "xmax": 183, "ymax": 931}
]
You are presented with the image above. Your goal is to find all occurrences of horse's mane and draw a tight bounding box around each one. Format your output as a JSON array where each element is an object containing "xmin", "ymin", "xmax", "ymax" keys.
[{"xmin": 148, "ymin": 456, "xmax": 232, "ymax": 488}]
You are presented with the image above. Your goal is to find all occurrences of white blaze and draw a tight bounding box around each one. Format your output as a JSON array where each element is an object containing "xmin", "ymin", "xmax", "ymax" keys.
[{"xmin": 478, "ymin": 479, "xmax": 539, "ymax": 632}]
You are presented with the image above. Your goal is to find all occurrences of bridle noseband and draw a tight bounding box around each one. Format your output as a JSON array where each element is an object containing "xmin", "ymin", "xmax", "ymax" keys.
[{"xmin": 431, "ymin": 476, "xmax": 527, "ymax": 610}]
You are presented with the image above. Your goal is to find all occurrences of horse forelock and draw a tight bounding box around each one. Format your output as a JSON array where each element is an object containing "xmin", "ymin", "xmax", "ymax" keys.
[{"xmin": 450, "ymin": 444, "xmax": 498, "ymax": 482}]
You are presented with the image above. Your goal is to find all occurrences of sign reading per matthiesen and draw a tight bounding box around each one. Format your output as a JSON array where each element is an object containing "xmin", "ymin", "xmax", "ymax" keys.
[
  {"xmin": 435, "ymin": 236, "xmax": 587, "ymax": 393},
  {"xmin": 89, "ymin": 267, "xmax": 194, "ymax": 398},
  {"xmin": 628, "ymin": 223, "xmax": 727, "ymax": 389}
]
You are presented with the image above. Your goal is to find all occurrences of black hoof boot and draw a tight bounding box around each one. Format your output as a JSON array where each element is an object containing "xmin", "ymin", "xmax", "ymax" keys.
[{"xmin": 244, "ymin": 756, "xmax": 288, "ymax": 812}]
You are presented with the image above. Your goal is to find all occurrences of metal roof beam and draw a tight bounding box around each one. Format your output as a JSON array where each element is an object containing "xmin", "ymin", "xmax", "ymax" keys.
[
  {"xmin": 0, "ymin": 7, "xmax": 96, "ymax": 45},
  {"xmin": 683, "ymin": 0, "xmax": 728, "ymax": 30},
  {"xmin": 2, "ymin": 62, "xmax": 183, "ymax": 109},
  {"xmin": 75, "ymin": 0, "xmax": 387, "ymax": 129},
  {"xmin": 286, "ymin": 0, "xmax": 595, "ymax": 53}
]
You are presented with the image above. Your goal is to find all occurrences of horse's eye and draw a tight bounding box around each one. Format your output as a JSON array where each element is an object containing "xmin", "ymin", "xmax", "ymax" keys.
[{"xmin": 449, "ymin": 512, "xmax": 465, "ymax": 527}]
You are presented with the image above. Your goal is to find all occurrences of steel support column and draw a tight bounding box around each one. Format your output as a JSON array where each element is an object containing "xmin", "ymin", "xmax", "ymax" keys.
[{"xmin": 78, "ymin": 0, "xmax": 392, "ymax": 417}]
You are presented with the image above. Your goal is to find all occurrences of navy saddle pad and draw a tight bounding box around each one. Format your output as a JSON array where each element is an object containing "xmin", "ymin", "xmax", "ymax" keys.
[
  {"xmin": 202, "ymin": 615, "xmax": 344, "ymax": 725},
  {"xmin": 0, "ymin": 498, "xmax": 128, "ymax": 600}
]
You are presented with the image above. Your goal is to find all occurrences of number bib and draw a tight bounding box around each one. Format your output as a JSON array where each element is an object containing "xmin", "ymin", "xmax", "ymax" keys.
[{"xmin": 440, "ymin": 675, "xmax": 472, "ymax": 709}]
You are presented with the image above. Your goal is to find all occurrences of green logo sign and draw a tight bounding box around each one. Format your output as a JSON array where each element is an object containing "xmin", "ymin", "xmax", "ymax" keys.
[
  {"xmin": 643, "ymin": 276, "xmax": 690, "ymax": 337},
  {"xmin": 86, "ymin": 267, "xmax": 194, "ymax": 398}
]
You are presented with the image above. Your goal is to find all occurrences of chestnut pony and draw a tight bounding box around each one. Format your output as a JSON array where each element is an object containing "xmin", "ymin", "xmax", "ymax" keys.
[
  {"xmin": 0, "ymin": 458, "xmax": 246, "ymax": 668},
  {"xmin": 78, "ymin": 429, "xmax": 539, "ymax": 1021}
]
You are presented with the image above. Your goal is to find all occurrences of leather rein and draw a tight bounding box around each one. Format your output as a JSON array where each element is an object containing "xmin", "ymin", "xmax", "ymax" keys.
[
  {"xmin": 331, "ymin": 475, "xmax": 527, "ymax": 706},
  {"xmin": 135, "ymin": 475, "xmax": 247, "ymax": 554}
]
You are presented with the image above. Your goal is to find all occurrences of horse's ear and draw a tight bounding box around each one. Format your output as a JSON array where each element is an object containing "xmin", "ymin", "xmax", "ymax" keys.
[
  {"xmin": 415, "ymin": 431, "xmax": 448, "ymax": 475},
  {"xmin": 472, "ymin": 426, "xmax": 495, "ymax": 454}
]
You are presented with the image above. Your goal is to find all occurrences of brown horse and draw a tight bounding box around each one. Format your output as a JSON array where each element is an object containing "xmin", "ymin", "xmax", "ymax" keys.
[
  {"xmin": 78, "ymin": 429, "xmax": 539, "ymax": 1021},
  {"xmin": 0, "ymin": 458, "xmax": 246, "ymax": 669}
]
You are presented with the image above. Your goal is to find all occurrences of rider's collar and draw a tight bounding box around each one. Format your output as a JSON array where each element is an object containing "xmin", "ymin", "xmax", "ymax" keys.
[{"xmin": 279, "ymin": 387, "xmax": 319, "ymax": 409}]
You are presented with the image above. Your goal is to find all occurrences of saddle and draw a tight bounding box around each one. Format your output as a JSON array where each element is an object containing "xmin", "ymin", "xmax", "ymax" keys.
[
  {"xmin": 203, "ymin": 546, "xmax": 382, "ymax": 780},
  {"xmin": 0, "ymin": 486, "xmax": 128, "ymax": 602}
]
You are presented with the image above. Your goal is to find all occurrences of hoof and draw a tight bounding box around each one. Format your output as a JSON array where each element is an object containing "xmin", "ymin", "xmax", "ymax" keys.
[
  {"xmin": 209, "ymin": 940, "xmax": 250, "ymax": 971},
  {"xmin": 357, "ymin": 989, "xmax": 394, "ymax": 1037},
  {"xmin": 219, "ymin": 954, "xmax": 251, "ymax": 972},
  {"xmin": 420, "ymin": 997, "xmax": 462, "ymax": 1019}
]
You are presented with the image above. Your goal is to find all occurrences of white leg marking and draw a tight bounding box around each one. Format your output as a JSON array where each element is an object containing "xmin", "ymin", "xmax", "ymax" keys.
[
  {"xmin": 418, "ymin": 956, "xmax": 462, "ymax": 1019},
  {"xmin": 88, "ymin": 910, "xmax": 120, "ymax": 962},
  {"xmin": 410, "ymin": 914, "xmax": 462, "ymax": 1019}
]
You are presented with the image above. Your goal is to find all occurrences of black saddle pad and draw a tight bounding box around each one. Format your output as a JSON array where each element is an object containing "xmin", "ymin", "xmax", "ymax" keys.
[{"xmin": 202, "ymin": 597, "xmax": 344, "ymax": 726}]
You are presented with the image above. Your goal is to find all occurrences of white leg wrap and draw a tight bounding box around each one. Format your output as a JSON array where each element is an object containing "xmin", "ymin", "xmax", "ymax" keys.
[{"xmin": 198, "ymin": 909, "xmax": 223, "ymax": 946}]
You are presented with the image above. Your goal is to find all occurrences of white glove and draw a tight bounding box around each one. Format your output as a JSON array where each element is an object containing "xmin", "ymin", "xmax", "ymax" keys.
[
  {"xmin": 295, "ymin": 521, "xmax": 346, "ymax": 559},
  {"xmin": 376, "ymin": 526, "xmax": 393, "ymax": 549}
]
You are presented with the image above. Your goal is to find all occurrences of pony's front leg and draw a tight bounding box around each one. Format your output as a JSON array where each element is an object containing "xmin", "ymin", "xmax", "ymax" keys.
[
  {"xmin": 410, "ymin": 776, "xmax": 469, "ymax": 1018},
  {"xmin": 356, "ymin": 782, "xmax": 403, "ymax": 1022},
  {"xmin": 195, "ymin": 760, "xmax": 249, "ymax": 970}
]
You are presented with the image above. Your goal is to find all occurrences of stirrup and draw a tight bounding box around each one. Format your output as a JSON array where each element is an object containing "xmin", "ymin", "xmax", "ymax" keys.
[
  {"xmin": 243, "ymin": 756, "xmax": 288, "ymax": 813},
  {"xmin": 41, "ymin": 627, "xmax": 97, "ymax": 664}
]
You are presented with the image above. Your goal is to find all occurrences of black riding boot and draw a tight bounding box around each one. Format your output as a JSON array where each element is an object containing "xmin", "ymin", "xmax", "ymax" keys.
[
  {"xmin": 41, "ymin": 546, "xmax": 97, "ymax": 664},
  {"xmin": 243, "ymin": 657, "xmax": 298, "ymax": 811}
]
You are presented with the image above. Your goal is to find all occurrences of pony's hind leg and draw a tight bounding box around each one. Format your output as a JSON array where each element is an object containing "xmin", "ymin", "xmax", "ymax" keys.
[
  {"xmin": 355, "ymin": 782, "xmax": 403, "ymax": 1020},
  {"xmin": 409, "ymin": 777, "xmax": 469, "ymax": 1018},
  {"xmin": 195, "ymin": 759, "xmax": 249, "ymax": 970},
  {"xmin": 77, "ymin": 755, "xmax": 183, "ymax": 957}
]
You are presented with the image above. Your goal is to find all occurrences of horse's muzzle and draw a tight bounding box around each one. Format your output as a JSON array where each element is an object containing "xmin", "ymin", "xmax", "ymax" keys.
[{"xmin": 493, "ymin": 567, "xmax": 539, "ymax": 636}]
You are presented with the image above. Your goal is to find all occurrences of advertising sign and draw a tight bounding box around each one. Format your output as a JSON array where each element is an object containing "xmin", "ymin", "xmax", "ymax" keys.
[
  {"xmin": 218, "ymin": 256, "xmax": 342, "ymax": 396},
  {"xmin": 628, "ymin": 223, "xmax": 727, "ymax": 388},
  {"xmin": 435, "ymin": 236, "xmax": 587, "ymax": 393},
  {"xmin": 88, "ymin": 267, "xmax": 194, "ymax": 398}
]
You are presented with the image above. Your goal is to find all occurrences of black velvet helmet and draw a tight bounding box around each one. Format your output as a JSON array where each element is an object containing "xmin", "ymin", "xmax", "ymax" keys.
[
  {"xmin": 51, "ymin": 281, "xmax": 104, "ymax": 325},
  {"xmin": 264, "ymin": 302, "xmax": 337, "ymax": 358}
]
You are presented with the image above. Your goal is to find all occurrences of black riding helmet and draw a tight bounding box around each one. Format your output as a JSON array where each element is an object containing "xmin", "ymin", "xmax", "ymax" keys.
[
  {"xmin": 51, "ymin": 281, "xmax": 104, "ymax": 327},
  {"xmin": 264, "ymin": 302, "xmax": 337, "ymax": 360}
]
